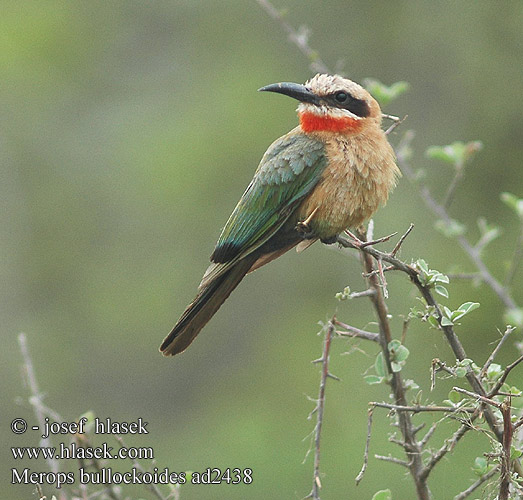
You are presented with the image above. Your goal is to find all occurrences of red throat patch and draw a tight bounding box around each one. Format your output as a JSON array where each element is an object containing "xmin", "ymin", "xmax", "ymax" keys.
[{"xmin": 299, "ymin": 111, "xmax": 362, "ymax": 134}]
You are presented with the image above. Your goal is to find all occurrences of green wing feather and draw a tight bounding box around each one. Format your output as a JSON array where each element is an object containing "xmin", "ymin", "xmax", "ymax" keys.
[{"xmin": 203, "ymin": 132, "xmax": 326, "ymax": 285}]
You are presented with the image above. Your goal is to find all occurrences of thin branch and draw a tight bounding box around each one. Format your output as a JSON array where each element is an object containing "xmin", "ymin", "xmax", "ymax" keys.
[
  {"xmin": 480, "ymin": 326, "xmax": 516, "ymax": 379},
  {"xmin": 487, "ymin": 354, "xmax": 523, "ymax": 398},
  {"xmin": 384, "ymin": 114, "xmax": 408, "ymax": 135},
  {"xmin": 420, "ymin": 409, "xmax": 481, "ymax": 480},
  {"xmin": 348, "ymin": 289, "xmax": 376, "ymax": 299},
  {"xmin": 356, "ymin": 228, "xmax": 431, "ymax": 500},
  {"xmin": 499, "ymin": 399, "xmax": 512, "ymax": 500},
  {"xmin": 355, "ymin": 407, "xmax": 374, "ymax": 485},
  {"xmin": 374, "ymin": 454, "xmax": 410, "ymax": 468},
  {"xmin": 390, "ymin": 223, "xmax": 414, "ymax": 257},
  {"xmin": 334, "ymin": 319, "xmax": 379, "ymax": 343},
  {"xmin": 256, "ymin": 0, "xmax": 330, "ymax": 73},
  {"xmin": 371, "ymin": 402, "xmax": 476, "ymax": 414},
  {"xmin": 442, "ymin": 159, "xmax": 465, "ymax": 210},
  {"xmin": 306, "ymin": 320, "xmax": 336, "ymax": 500},
  {"xmin": 18, "ymin": 333, "xmax": 60, "ymax": 476},
  {"xmin": 453, "ymin": 386, "xmax": 502, "ymax": 409},
  {"xmin": 453, "ymin": 466, "xmax": 499, "ymax": 500},
  {"xmin": 418, "ymin": 423, "xmax": 438, "ymax": 449}
]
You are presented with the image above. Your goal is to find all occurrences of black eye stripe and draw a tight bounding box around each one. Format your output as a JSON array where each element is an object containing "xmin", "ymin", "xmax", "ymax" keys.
[{"xmin": 326, "ymin": 91, "xmax": 370, "ymax": 118}]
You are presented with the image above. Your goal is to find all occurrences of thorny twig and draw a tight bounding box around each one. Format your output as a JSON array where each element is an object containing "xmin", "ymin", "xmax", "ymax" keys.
[
  {"xmin": 352, "ymin": 228, "xmax": 430, "ymax": 500},
  {"xmin": 256, "ymin": 0, "xmax": 330, "ymax": 74},
  {"xmin": 371, "ymin": 402, "xmax": 476, "ymax": 414},
  {"xmin": 355, "ymin": 408, "xmax": 374, "ymax": 485},
  {"xmin": 453, "ymin": 466, "xmax": 500, "ymax": 500},
  {"xmin": 480, "ymin": 326, "xmax": 516, "ymax": 379},
  {"xmin": 334, "ymin": 319, "xmax": 379, "ymax": 343},
  {"xmin": 18, "ymin": 333, "xmax": 61, "ymax": 476},
  {"xmin": 305, "ymin": 320, "xmax": 337, "ymax": 499}
]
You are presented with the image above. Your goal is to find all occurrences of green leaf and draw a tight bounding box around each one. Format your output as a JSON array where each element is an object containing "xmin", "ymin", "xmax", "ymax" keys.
[
  {"xmin": 364, "ymin": 78, "xmax": 409, "ymax": 107},
  {"xmin": 403, "ymin": 379, "xmax": 419, "ymax": 390},
  {"xmin": 427, "ymin": 316, "xmax": 440, "ymax": 328},
  {"xmin": 372, "ymin": 489, "xmax": 393, "ymax": 500},
  {"xmin": 501, "ymin": 192, "xmax": 523, "ymax": 219},
  {"xmin": 472, "ymin": 456, "xmax": 489, "ymax": 476},
  {"xmin": 426, "ymin": 141, "xmax": 483, "ymax": 166},
  {"xmin": 452, "ymin": 302, "xmax": 480, "ymax": 321},
  {"xmin": 434, "ymin": 218, "xmax": 466, "ymax": 238},
  {"xmin": 335, "ymin": 286, "xmax": 351, "ymax": 301},
  {"xmin": 364, "ymin": 375, "xmax": 383, "ymax": 385},
  {"xmin": 486, "ymin": 363, "xmax": 502, "ymax": 380},
  {"xmin": 416, "ymin": 259, "xmax": 429, "ymax": 274},
  {"xmin": 448, "ymin": 389, "xmax": 462, "ymax": 403},
  {"xmin": 504, "ymin": 308, "xmax": 523, "ymax": 327},
  {"xmin": 375, "ymin": 352, "xmax": 386, "ymax": 378},
  {"xmin": 455, "ymin": 366, "xmax": 467, "ymax": 378},
  {"xmin": 426, "ymin": 144, "xmax": 463, "ymax": 164},
  {"xmin": 434, "ymin": 273, "xmax": 450, "ymax": 284},
  {"xmin": 510, "ymin": 446, "xmax": 523, "ymax": 460},
  {"xmin": 441, "ymin": 316, "xmax": 454, "ymax": 327},
  {"xmin": 435, "ymin": 285, "xmax": 449, "ymax": 298},
  {"xmin": 395, "ymin": 345, "xmax": 410, "ymax": 362},
  {"xmin": 390, "ymin": 361, "xmax": 402, "ymax": 372}
]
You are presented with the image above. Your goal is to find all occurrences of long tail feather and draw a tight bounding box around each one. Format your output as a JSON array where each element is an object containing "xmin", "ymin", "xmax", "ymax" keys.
[{"xmin": 160, "ymin": 255, "xmax": 256, "ymax": 356}]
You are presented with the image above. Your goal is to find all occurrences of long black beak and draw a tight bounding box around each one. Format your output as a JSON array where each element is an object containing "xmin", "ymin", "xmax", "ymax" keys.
[{"xmin": 258, "ymin": 82, "xmax": 320, "ymax": 105}]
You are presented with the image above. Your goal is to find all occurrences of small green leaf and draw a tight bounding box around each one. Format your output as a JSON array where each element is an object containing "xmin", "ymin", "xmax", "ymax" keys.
[
  {"xmin": 454, "ymin": 366, "xmax": 467, "ymax": 378},
  {"xmin": 416, "ymin": 259, "xmax": 429, "ymax": 274},
  {"xmin": 391, "ymin": 361, "xmax": 403, "ymax": 372},
  {"xmin": 364, "ymin": 78, "xmax": 409, "ymax": 107},
  {"xmin": 427, "ymin": 316, "xmax": 440, "ymax": 328},
  {"xmin": 335, "ymin": 286, "xmax": 351, "ymax": 301},
  {"xmin": 486, "ymin": 363, "xmax": 502, "ymax": 380},
  {"xmin": 371, "ymin": 489, "xmax": 393, "ymax": 500},
  {"xmin": 364, "ymin": 375, "xmax": 383, "ymax": 385},
  {"xmin": 504, "ymin": 308, "xmax": 523, "ymax": 327},
  {"xmin": 434, "ymin": 273, "xmax": 450, "ymax": 284},
  {"xmin": 403, "ymin": 379, "xmax": 419, "ymax": 390},
  {"xmin": 426, "ymin": 141, "xmax": 482, "ymax": 166},
  {"xmin": 472, "ymin": 456, "xmax": 488, "ymax": 476},
  {"xmin": 441, "ymin": 316, "xmax": 454, "ymax": 327},
  {"xmin": 501, "ymin": 384, "xmax": 522, "ymax": 396},
  {"xmin": 448, "ymin": 389, "xmax": 462, "ymax": 403},
  {"xmin": 426, "ymin": 144, "xmax": 461, "ymax": 164},
  {"xmin": 389, "ymin": 339, "xmax": 401, "ymax": 351},
  {"xmin": 510, "ymin": 446, "xmax": 523, "ymax": 459},
  {"xmin": 394, "ymin": 345, "xmax": 410, "ymax": 362},
  {"xmin": 452, "ymin": 302, "xmax": 480, "ymax": 321},
  {"xmin": 434, "ymin": 219, "xmax": 466, "ymax": 238},
  {"xmin": 501, "ymin": 192, "xmax": 523, "ymax": 219},
  {"xmin": 435, "ymin": 285, "xmax": 449, "ymax": 298},
  {"xmin": 375, "ymin": 352, "xmax": 386, "ymax": 377}
]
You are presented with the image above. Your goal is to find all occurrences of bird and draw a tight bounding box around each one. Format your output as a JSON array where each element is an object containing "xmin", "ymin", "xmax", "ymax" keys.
[{"xmin": 160, "ymin": 73, "xmax": 400, "ymax": 356}]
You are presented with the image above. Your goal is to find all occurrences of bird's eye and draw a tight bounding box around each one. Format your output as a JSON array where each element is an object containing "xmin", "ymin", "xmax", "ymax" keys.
[{"xmin": 334, "ymin": 91, "xmax": 349, "ymax": 103}]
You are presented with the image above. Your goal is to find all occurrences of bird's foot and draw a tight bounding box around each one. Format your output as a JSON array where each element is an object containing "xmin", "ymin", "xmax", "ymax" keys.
[
  {"xmin": 341, "ymin": 228, "xmax": 398, "ymax": 249},
  {"xmin": 295, "ymin": 207, "xmax": 319, "ymax": 239}
]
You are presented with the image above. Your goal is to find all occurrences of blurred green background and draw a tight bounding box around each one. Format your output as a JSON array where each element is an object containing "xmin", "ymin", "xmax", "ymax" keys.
[{"xmin": 2, "ymin": 1, "xmax": 522, "ymax": 498}]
